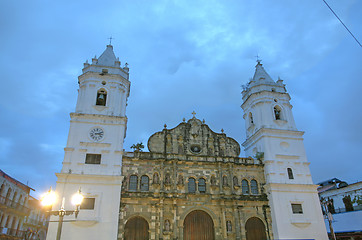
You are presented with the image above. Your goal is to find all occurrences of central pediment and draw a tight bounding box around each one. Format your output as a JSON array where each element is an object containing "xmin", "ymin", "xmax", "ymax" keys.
[{"xmin": 147, "ymin": 116, "xmax": 240, "ymax": 157}]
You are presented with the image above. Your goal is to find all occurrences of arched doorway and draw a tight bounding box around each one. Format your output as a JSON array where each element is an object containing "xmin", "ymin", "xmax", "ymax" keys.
[
  {"xmin": 245, "ymin": 217, "xmax": 267, "ymax": 240},
  {"xmin": 124, "ymin": 216, "xmax": 149, "ymax": 240},
  {"xmin": 183, "ymin": 210, "xmax": 215, "ymax": 240}
]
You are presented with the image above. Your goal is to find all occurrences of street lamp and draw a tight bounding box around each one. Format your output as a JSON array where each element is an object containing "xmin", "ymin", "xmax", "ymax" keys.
[{"xmin": 41, "ymin": 188, "xmax": 84, "ymax": 240}]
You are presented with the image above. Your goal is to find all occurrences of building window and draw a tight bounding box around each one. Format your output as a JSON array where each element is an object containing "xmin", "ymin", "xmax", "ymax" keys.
[
  {"xmin": 129, "ymin": 175, "xmax": 138, "ymax": 191},
  {"xmin": 198, "ymin": 178, "xmax": 206, "ymax": 193},
  {"xmin": 251, "ymin": 180, "xmax": 259, "ymax": 194},
  {"xmin": 291, "ymin": 204, "xmax": 303, "ymax": 214},
  {"xmin": 96, "ymin": 89, "xmax": 107, "ymax": 106},
  {"xmin": 85, "ymin": 154, "xmax": 101, "ymax": 164},
  {"xmin": 80, "ymin": 198, "xmax": 95, "ymax": 210},
  {"xmin": 287, "ymin": 168, "xmax": 294, "ymax": 179},
  {"xmin": 274, "ymin": 106, "xmax": 282, "ymax": 120},
  {"xmin": 140, "ymin": 175, "xmax": 149, "ymax": 191},
  {"xmin": 249, "ymin": 112, "xmax": 254, "ymax": 124},
  {"xmin": 188, "ymin": 178, "xmax": 196, "ymax": 193},
  {"xmin": 242, "ymin": 180, "xmax": 249, "ymax": 194}
]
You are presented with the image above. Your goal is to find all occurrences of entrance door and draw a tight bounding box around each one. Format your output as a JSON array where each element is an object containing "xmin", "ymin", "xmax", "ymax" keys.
[
  {"xmin": 245, "ymin": 217, "xmax": 267, "ymax": 240},
  {"xmin": 124, "ymin": 216, "xmax": 149, "ymax": 240},
  {"xmin": 183, "ymin": 210, "xmax": 215, "ymax": 240}
]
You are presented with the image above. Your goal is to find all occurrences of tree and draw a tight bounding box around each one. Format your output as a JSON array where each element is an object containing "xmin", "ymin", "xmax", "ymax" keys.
[{"xmin": 130, "ymin": 142, "xmax": 144, "ymax": 152}]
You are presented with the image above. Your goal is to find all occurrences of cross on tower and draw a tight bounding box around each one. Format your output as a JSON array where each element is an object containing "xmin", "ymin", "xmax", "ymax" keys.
[
  {"xmin": 191, "ymin": 111, "xmax": 196, "ymax": 118},
  {"xmin": 255, "ymin": 54, "xmax": 262, "ymax": 64},
  {"xmin": 108, "ymin": 36, "xmax": 114, "ymax": 45}
]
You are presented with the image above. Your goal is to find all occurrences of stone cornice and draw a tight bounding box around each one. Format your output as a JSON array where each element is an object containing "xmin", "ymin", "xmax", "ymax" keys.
[
  {"xmin": 70, "ymin": 112, "xmax": 127, "ymax": 123},
  {"xmin": 242, "ymin": 128, "xmax": 304, "ymax": 148},
  {"xmin": 56, "ymin": 173, "xmax": 123, "ymax": 184},
  {"xmin": 123, "ymin": 151, "xmax": 263, "ymax": 166},
  {"xmin": 264, "ymin": 183, "xmax": 319, "ymax": 193}
]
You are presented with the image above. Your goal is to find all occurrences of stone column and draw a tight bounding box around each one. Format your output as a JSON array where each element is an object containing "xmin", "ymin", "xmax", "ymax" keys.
[
  {"xmin": 238, "ymin": 206, "xmax": 246, "ymax": 240},
  {"xmin": 233, "ymin": 204, "xmax": 241, "ymax": 240},
  {"xmin": 173, "ymin": 200, "xmax": 177, "ymax": 239}
]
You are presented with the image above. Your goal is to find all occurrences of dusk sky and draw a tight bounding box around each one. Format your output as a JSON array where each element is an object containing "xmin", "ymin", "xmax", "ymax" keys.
[{"xmin": 0, "ymin": 0, "xmax": 361, "ymax": 198}]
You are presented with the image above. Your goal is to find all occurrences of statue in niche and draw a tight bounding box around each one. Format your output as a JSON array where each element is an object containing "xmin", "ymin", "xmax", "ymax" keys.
[
  {"xmin": 178, "ymin": 175, "xmax": 184, "ymax": 185},
  {"xmin": 164, "ymin": 219, "xmax": 171, "ymax": 231},
  {"xmin": 211, "ymin": 176, "xmax": 217, "ymax": 185},
  {"xmin": 165, "ymin": 173, "xmax": 171, "ymax": 185},
  {"xmin": 153, "ymin": 172, "xmax": 160, "ymax": 184},
  {"xmin": 121, "ymin": 177, "xmax": 127, "ymax": 190},
  {"xmin": 223, "ymin": 176, "xmax": 228, "ymax": 186},
  {"xmin": 233, "ymin": 176, "xmax": 239, "ymax": 186},
  {"xmin": 226, "ymin": 221, "xmax": 232, "ymax": 232}
]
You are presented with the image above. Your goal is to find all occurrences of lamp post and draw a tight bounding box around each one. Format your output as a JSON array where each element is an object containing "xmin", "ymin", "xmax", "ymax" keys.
[{"xmin": 41, "ymin": 188, "xmax": 84, "ymax": 240}]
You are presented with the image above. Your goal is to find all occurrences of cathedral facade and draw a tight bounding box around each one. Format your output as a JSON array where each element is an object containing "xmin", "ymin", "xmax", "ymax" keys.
[
  {"xmin": 119, "ymin": 116, "xmax": 272, "ymax": 239},
  {"xmin": 46, "ymin": 45, "xmax": 328, "ymax": 240}
]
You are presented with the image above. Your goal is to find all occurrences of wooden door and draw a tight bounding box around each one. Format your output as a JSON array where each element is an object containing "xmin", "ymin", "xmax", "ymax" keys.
[
  {"xmin": 124, "ymin": 216, "xmax": 149, "ymax": 240},
  {"xmin": 245, "ymin": 217, "xmax": 267, "ymax": 240},
  {"xmin": 183, "ymin": 210, "xmax": 215, "ymax": 240}
]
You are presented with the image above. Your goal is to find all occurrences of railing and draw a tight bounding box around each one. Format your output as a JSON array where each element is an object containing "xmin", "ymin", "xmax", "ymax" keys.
[
  {"xmin": 0, "ymin": 195, "xmax": 31, "ymax": 215},
  {"xmin": 0, "ymin": 227, "xmax": 26, "ymax": 238}
]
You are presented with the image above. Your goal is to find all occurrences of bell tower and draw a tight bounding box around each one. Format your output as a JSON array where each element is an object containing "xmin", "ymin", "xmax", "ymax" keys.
[
  {"xmin": 241, "ymin": 61, "xmax": 328, "ymax": 240},
  {"xmin": 46, "ymin": 45, "xmax": 130, "ymax": 240}
]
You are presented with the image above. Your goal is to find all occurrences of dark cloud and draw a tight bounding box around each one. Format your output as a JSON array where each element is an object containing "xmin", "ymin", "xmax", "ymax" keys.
[{"xmin": 0, "ymin": 0, "xmax": 361, "ymax": 197}]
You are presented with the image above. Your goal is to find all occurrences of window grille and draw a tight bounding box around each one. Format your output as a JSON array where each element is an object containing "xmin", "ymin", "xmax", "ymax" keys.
[
  {"xmin": 85, "ymin": 154, "xmax": 101, "ymax": 164},
  {"xmin": 129, "ymin": 175, "xmax": 138, "ymax": 191},
  {"xmin": 242, "ymin": 180, "xmax": 249, "ymax": 194},
  {"xmin": 140, "ymin": 175, "xmax": 149, "ymax": 191},
  {"xmin": 251, "ymin": 180, "xmax": 258, "ymax": 194},
  {"xmin": 188, "ymin": 178, "xmax": 196, "ymax": 193},
  {"xmin": 198, "ymin": 178, "xmax": 206, "ymax": 193}
]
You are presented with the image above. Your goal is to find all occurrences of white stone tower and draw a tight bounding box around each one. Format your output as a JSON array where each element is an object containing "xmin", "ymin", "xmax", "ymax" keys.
[
  {"xmin": 46, "ymin": 45, "xmax": 130, "ymax": 240},
  {"xmin": 241, "ymin": 61, "xmax": 328, "ymax": 240}
]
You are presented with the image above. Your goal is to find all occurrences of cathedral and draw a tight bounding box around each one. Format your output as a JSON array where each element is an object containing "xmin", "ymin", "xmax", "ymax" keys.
[{"xmin": 46, "ymin": 45, "xmax": 328, "ymax": 240}]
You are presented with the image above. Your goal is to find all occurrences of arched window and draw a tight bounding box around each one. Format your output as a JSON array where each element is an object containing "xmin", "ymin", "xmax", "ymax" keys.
[
  {"xmin": 12, "ymin": 192, "xmax": 17, "ymax": 202},
  {"xmin": 249, "ymin": 112, "xmax": 254, "ymax": 124},
  {"xmin": 251, "ymin": 180, "xmax": 259, "ymax": 194},
  {"xmin": 96, "ymin": 89, "xmax": 107, "ymax": 106},
  {"xmin": 242, "ymin": 180, "xmax": 249, "ymax": 194},
  {"xmin": 140, "ymin": 175, "xmax": 149, "ymax": 191},
  {"xmin": 188, "ymin": 178, "xmax": 196, "ymax": 193},
  {"xmin": 5, "ymin": 188, "xmax": 12, "ymax": 204},
  {"xmin": 287, "ymin": 168, "xmax": 294, "ymax": 179},
  {"xmin": 198, "ymin": 178, "xmax": 206, "ymax": 193},
  {"xmin": 274, "ymin": 106, "xmax": 282, "ymax": 120},
  {"xmin": 0, "ymin": 184, "xmax": 5, "ymax": 196},
  {"xmin": 129, "ymin": 175, "xmax": 138, "ymax": 191}
]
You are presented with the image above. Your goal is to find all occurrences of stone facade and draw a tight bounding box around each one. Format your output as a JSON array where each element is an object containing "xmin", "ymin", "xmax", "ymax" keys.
[{"xmin": 119, "ymin": 117, "xmax": 272, "ymax": 240}]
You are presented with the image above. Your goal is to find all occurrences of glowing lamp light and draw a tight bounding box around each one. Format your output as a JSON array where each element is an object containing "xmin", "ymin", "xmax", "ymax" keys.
[
  {"xmin": 41, "ymin": 189, "xmax": 57, "ymax": 207},
  {"xmin": 71, "ymin": 189, "xmax": 84, "ymax": 206}
]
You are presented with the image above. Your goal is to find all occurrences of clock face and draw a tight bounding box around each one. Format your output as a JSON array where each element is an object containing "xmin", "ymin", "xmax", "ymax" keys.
[{"xmin": 89, "ymin": 127, "xmax": 104, "ymax": 142}]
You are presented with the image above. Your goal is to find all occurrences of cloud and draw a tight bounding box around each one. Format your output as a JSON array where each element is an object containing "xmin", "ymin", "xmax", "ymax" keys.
[{"xmin": 0, "ymin": 0, "xmax": 361, "ymax": 194}]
